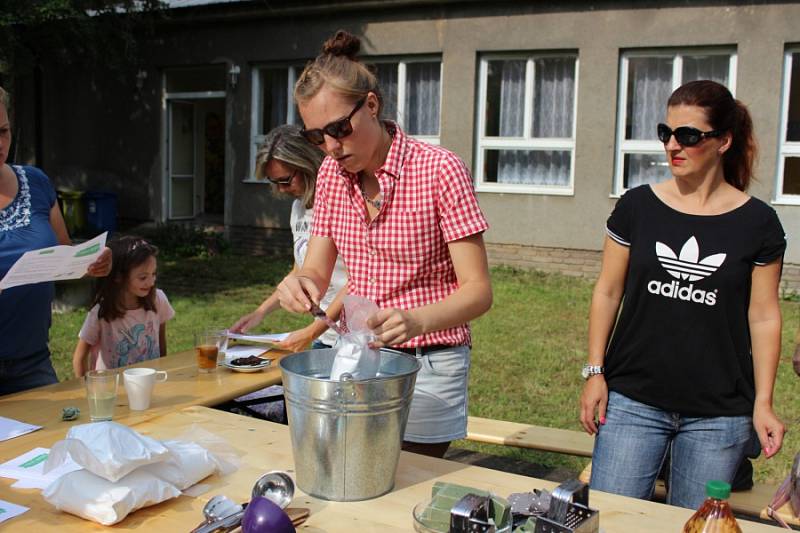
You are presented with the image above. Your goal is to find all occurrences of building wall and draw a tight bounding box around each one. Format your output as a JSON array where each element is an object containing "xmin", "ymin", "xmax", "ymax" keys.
[{"xmin": 18, "ymin": 2, "xmax": 800, "ymax": 277}]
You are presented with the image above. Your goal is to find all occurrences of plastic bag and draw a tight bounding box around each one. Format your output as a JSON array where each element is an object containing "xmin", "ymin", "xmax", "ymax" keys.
[
  {"xmin": 42, "ymin": 468, "xmax": 181, "ymax": 525},
  {"xmin": 330, "ymin": 295, "xmax": 381, "ymax": 380},
  {"xmin": 44, "ymin": 421, "xmax": 170, "ymax": 482}
]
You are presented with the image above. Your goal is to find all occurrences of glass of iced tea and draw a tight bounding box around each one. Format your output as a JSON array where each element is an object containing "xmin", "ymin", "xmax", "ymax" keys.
[{"xmin": 195, "ymin": 330, "xmax": 226, "ymax": 373}]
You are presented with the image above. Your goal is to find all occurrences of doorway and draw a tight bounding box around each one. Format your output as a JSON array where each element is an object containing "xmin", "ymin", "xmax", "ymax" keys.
[
  {"xmin": 163, "ymin": 65, "xmax": 227, "ymax": 222},
  {"xmin": 166, "ymin": 97, "xmax": 226, "ymax": 221}
]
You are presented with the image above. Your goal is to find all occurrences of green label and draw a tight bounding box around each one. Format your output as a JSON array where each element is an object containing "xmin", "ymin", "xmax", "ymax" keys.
[
  {"xmin": 0, "ymin": 508, "xmax": 6, "ymax": 514},
  {"xmin": 38, "ymin": 249, "xmax": 55, "ymax": 255},
  {"xmin": 75, "ymin": 243, "xmax": 100, "ymax": 257},
  {"xmin": 20, "ymin": 453, "xmax": 49, "ymax": 468}
]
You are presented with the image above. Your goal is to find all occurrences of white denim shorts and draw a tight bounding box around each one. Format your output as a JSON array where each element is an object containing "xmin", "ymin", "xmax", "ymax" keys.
[{"xmin": 403, "ymin": 345, "xmax": 471, "ymax": 444}]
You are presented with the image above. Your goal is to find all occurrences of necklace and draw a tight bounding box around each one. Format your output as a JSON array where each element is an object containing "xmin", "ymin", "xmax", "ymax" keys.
[{"xmin": 361, "ymin": 187, "xmax": 383, "ymax": 210}]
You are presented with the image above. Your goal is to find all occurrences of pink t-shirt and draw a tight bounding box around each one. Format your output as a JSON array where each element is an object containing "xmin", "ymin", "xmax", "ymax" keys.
[{"xmin": 79, "ymin": 289, "xmax": 175, "ymax": 370}]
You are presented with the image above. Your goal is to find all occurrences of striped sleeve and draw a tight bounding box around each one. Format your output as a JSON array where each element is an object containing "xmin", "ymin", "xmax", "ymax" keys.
[
  {"xmin": 605, "ymin": 190, "xmax": 633, "ymax": 247},
  {"xmin": 753, "ymin": 206, "xmax": 786, "ymax": 266}
]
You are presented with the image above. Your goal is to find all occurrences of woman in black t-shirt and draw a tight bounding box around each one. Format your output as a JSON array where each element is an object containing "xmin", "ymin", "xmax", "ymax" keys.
[{"xmin": 579, "ymin": 80, "xmax": 786, "ymax": 509}]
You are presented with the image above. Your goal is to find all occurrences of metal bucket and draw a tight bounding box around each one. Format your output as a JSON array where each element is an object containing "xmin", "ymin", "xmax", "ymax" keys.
[{"xmin": 280, "ymin": 348, "xmax": 420, "ymax": 501}]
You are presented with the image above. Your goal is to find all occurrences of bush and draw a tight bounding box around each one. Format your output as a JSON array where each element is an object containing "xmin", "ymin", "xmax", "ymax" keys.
[{"xmin": 139, "ymin": 223, "xmax": 230, "ymax": 258}]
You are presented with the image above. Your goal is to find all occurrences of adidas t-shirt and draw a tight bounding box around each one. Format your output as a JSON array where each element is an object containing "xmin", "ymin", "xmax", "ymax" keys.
[{"xmin": 604, "ymin": 185, "xmax": 786, "ymax": 417}]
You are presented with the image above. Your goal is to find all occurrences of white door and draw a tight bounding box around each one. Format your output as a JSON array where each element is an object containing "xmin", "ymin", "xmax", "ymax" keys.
[{"xmin": 167, "ymin": 100, "xmax": 196, "ymax": 219}]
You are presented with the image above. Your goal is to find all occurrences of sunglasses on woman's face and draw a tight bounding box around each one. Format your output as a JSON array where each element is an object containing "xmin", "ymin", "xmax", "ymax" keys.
[
  {"xmin": 301, "ymin": 97, "xmax": 367, "ymax": 146},
  {"xmin": 657, "ymin": 123, "xmax": 722, "ymax": 147},
  {"xmin": 267, "ymin": 170, "xmax": 295, "ymax": 186}
]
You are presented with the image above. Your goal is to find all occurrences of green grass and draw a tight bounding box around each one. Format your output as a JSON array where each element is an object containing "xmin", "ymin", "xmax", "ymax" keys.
[{"xmin": 48, "ymin": 256, "xmax": 800, "ymax": 484}]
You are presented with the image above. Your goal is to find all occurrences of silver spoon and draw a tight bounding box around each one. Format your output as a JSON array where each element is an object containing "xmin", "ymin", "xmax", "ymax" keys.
[{"xmin": 251, "ymin": 470, "xmax": 295, "ymax": 509}]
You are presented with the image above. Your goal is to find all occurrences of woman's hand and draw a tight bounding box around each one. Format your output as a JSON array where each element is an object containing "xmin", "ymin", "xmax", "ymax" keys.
[
  {"xmin": 366, "ymin": 308, "xmax": 423, "ymax": 348},
  {"xmin": 277, "ymin": 275, "xmax": 321, "ymax": 314},
  {"xmin": 86, "ymin": 247, "xmax": 112, "ymax": 277},
  {"xmin": 274, "ymin": 325, "xmax": 318, "ymax": 352},
  {"xmin": 579, "ymin": 375, "xmax": 608, "ymax": 435},
  {"xmin": 230, "ymin": 309, "xmax": 266, "ymax": 334},
  {"xmin": 753, "ymin": 402, "xmax": 785, "ymax": 458}
]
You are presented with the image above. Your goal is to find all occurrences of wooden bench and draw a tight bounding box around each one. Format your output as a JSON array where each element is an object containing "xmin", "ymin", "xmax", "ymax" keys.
[{"xmin": 465, "ymin": 416, "xmax": 780, "ymax": 522}]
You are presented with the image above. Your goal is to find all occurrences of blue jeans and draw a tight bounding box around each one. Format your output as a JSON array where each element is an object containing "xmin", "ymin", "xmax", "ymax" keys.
[
  {"xmin": 591, "ymin": 391, "xmax": 752, "ymax": 509},
  {"xmin": 0, "ymin": 349, "xmax": 59, "ymax": 396}
]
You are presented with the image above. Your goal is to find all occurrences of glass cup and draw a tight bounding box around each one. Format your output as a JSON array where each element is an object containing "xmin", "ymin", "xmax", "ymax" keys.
[
  {"xmin": 85, "ymin": 370, "xmax": 119, "ymax": 422},
  {"xmin": 195, "ymin": 329, "xmax": 226, "ymax": 373}
]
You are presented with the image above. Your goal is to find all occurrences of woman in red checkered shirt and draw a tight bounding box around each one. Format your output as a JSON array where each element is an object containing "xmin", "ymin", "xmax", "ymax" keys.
[{"xmin": 276, "ymin": 30, "xmax": 493, "ymax": 458}]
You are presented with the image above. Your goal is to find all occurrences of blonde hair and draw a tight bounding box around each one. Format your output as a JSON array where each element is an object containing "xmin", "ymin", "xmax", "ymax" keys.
[
  {"xmin": 255, "ymin": 124, "xmax": 324, "ymax": 209},
  {"xmin": 0, "ymin": 86, "xmax": 9, "ymax": 109},
  {"xmin": 294, "ymin": 30, "xmax": 382, "ymax": 113}
]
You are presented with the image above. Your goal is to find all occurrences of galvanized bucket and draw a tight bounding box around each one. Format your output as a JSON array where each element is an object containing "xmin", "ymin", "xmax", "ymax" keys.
[{"xmin": 280, "ymin": 348, "xmax": 420, "ymax": 501}]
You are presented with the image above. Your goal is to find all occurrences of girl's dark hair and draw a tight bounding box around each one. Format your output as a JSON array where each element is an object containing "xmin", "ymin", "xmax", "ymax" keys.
[
  {"xmin": 93, "ymin": 235, "xmax": 159, "ymax": 321},
  {"xmin": 667, "ymin": 80, "xmax": 756, "ymax": 191}
]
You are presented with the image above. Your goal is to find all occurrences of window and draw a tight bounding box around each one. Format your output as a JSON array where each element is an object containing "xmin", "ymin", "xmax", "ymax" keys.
[
  {"xmin": 614, "ymin": 49, "xmax": 736, "ymax": 195},
  {"xmin": 370, "ymin": 57, "xmax": 442, "ymax": 144},
  {"xmin": 248, "ymin": 64, "xmax": 304, "ymax": 181},
  {"xmin": 475, "ymin": 53, "xmax": 578, "ymax": 194},
  {"xmin": 249, "ymin": 58, "xmax": 442, "ymax": 180},
  {"xmin": 777, "ymin": 47, "xmax": 800, "ymax": 203}
]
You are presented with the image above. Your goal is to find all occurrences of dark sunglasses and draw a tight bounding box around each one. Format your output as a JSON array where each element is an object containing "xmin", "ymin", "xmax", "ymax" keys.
[
  {"xmin": 267, "ymin": 170, "xmax": 295, "ymax": 186},
  {"xmin": 657, "ymin": 123, "xmax": 723, "ymax": 147},
  {"xmin": 301, "ymin": 97, "xmax": 367, "ymax": 146}
]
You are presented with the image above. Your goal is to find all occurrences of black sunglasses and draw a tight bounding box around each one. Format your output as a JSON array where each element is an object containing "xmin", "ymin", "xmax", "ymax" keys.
[
  {"xmin": 657, "ymin": 123, "xmax": 723, "ymax": 147},
  {"xmin": 301, "ymin": 97, "xmax": 367, "ymax": 146},
  {"xmin": 267, "ymin": 170, "xmax": 295, "ymax": 186}
]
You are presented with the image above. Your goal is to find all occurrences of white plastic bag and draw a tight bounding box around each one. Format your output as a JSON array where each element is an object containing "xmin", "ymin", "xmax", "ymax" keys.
[
  {"xmin": 44, "ymin": 421, "xmax": 170, "ymax": 482},
  {"xmin": 139, "ymin": 440, "xmax": 217, "ymax": 490},
  {"xmin": 330, "ymin": 295, "xmax": 381, "ymax": 380},
  {"xmin": 42, "ymin": 468, "xmax": 180, "ymax": 525}
]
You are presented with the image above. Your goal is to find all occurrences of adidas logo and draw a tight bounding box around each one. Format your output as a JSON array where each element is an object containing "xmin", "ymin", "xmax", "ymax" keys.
[{"xmin": 647, "ymin": 236, "xmax": 725, "ymax": 307}]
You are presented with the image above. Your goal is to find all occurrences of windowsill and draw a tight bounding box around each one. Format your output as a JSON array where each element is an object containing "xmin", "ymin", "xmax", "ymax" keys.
[
  {"xmin": 475, "ymin": 183, "xmax": 574, "ymax": 196},
  {"xmin": 772, "ymin": 197, "xmax": 800, "ymax": 206}
]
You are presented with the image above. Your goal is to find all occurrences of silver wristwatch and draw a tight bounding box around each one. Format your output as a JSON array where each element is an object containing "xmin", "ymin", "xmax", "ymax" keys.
[{"xmin": 581, "ymin": 364, "xmax": 604, "ymax": 380}]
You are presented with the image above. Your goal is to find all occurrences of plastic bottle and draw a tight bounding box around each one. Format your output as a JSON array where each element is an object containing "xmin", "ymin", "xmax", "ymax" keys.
[{"xmin": 682, "ymin": 480, "xmax": 742, "ymax": 533}]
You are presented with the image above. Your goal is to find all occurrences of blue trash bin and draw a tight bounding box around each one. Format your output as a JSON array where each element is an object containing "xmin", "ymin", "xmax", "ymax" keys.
[{"xmin": 85, "ymin": 191, "xmax": 118, "ymax": 234}]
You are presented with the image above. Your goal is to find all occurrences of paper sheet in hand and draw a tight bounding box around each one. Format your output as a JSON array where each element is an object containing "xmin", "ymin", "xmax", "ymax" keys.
[
  {"xmin": 0, "ymin": 416, "xmax": 41, "ymax": 442},
  {"xmin": 226, "ymin": 332, "xmax": 289, "ymax": 344},
  {"xmin": 0, "ymin": 447, "xmax": 81, "ymax": 489},
  {"xmin": 0, "ymin": 232, "xmax": 107, "ymax": 290},
  {"xmin": 0, "ymin": 499, "xmax": 28, "ymax": 524},
  {"xmin": 224, "ymin": 345, "xmax": 271, "ymax": 360}
]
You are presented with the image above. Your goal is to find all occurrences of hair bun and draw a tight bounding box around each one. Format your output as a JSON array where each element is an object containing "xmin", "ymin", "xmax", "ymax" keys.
[{"xmin": 322, "ymin": 30, "xmax": 361, "ymax": 59}]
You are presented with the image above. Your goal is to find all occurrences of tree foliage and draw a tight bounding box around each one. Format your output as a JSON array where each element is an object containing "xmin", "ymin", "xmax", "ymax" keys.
[{"xmin": 0, "ymin": 1, "xmax": 166, "ymax": 79}]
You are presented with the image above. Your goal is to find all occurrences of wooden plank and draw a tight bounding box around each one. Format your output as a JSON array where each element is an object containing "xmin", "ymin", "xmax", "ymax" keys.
[
  {"xmin": 466, "ymin": 416, "xmax": 595, "ymax": 457},
  {"xmin": 2, "ymin": 406, "xmax": 785, "ymax": 532}
]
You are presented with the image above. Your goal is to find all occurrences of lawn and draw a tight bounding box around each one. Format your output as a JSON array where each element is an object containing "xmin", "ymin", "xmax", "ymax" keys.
[{"xmin": 48, "ymin": 254, "xmax": 800, "ymax": 484}]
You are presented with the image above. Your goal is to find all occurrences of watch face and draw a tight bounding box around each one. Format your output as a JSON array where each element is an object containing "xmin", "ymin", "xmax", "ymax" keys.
[{"xmin": 581, "ymin": 366, "xmax": 589, "ymax": 379}]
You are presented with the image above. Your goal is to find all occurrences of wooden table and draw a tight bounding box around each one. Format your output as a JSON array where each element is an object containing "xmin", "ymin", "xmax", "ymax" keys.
[
  {"xmin": 0, "ymin": 348, "xmax": 287, "ymax": 458},
  {"xmin": 1, "ymin": 406, "xmax": 784, "ymax": 532}
]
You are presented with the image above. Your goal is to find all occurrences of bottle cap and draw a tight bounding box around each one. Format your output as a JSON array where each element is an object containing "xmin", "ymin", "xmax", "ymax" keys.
[{"xmin": 706, "ymin": 480, "xmax": 731, "ymax": 499}]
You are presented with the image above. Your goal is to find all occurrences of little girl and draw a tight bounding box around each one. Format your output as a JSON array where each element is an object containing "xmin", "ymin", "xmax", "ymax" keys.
[{"xmin": 72, "ymin": 235, "xmax": 174, "ymax": 377}]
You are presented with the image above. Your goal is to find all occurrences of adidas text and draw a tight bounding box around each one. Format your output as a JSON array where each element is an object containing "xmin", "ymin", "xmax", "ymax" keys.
[{"xmin": 647, "ymin": 279, "xmax": 717, "ymax": 306}]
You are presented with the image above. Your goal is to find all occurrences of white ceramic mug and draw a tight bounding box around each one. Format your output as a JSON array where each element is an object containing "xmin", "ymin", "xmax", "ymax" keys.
[{"xmin": 123, "ymin": 368, "xmax": 168, "ymax": 410}]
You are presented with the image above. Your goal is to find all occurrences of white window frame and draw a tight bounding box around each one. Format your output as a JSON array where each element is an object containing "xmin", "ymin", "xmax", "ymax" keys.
[
  {"xmin": 367, "ymin": 55, "xmax": 442, "ymax": 146},
  {"xmin": 246, "ymin": 63, "xmax": 303, "ymax": 182},
  {"xmin": 775, "ymin": 47, "xmax": 800, "ymax": 205},
  {"xmin": 474, "ymin": 52, "xmax": 579, "ymax": 195},
  {"xmin": 613, "ymin": 48, "xmax": 737, "ymax": 197}
]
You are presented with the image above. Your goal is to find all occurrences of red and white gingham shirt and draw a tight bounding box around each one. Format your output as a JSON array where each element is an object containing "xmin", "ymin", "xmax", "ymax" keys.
[{"xmin": 312, "ymin": 123, "xmax": 489, "ymax": 348}]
